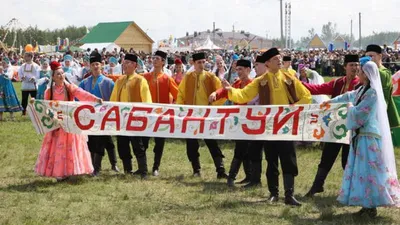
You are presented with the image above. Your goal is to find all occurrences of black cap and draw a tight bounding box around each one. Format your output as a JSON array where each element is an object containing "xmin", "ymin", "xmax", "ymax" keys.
[
  {"xmin": 155, "ymin": 50, "xmax": 167, "ymax": 59},
  {"xmin": 366, "ymin": 44, "xmax": 382, "ymax": 54},
  {"xmin": 192, "ymin": 52, "xmax": 206, "ymax": 61},
  {"xmin": 255, "ymin": 55, "xmax": 267, "ymax": 63},
  {"xmin": 89, "ymin": 52, "xmax": 102, "ymax": 64},
  {"xmin": 283, "ymin": 56, "xmax": 292, "ymax": 62},
  {"xmin": 262, "ymin": 48, "xmax": 280, "ymax": 62},
  {"xmin": 125, "ymin": 53, "xmax": 138, "ymax": 63},
  {"xmin": 344, "ymin": 54, "xmax": 359, "ymax": 63},
  {"xmin": 236, "ymin": 59, "xmax": 251, "ymax": 68}
]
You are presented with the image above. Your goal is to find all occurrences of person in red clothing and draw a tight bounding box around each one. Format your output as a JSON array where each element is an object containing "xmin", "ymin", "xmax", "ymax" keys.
[
  {"xmin": 302, "ymin": 54, "xmax": 362, "ymax": 198},
  {"xmin": 209, "ymin": 59, "xmax": 253, "ymax": 187},
  {"xmin": 142, "ymin": 50, "xmax": 179, "ymax": 176},
  {"xmin": 172, "ymin": 58, "xmax": 185, "ymax": 85}
]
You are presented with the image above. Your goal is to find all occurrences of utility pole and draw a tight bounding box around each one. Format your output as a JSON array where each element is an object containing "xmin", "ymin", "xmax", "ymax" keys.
[
  {"xmin": 213, "ymin": 22, "xmax": 215, "ymax": 45},
  {"xmin": 280, "ymin": 0, "xmax": 284, "ymax": 42},
  {"xmin": 233, "ymin": 24, "xmax": 235, "ymax": 45},
  {"xmin": 359, "ymin": 12, "xmax": 362, "ymax": 49},
  {"xmin": 285, "ymin": 2, "xmax": 287, "ymax": 48},
  {"xmin": 288, "ymin": 2, "xmax": 291, "ymax": 49},
  {"xmin": 350, "ymin": 19, "xmax": 353, "ymax": 45}
]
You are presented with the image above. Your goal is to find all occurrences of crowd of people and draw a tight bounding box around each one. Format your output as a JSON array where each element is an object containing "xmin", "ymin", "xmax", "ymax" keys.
[{"xmin": 1, "ymin": 44, "xmax": 400, "ymax": 218}]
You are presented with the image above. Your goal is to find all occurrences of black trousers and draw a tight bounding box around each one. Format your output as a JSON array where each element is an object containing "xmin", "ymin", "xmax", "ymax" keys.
[
  {"xmin": 88, "ymin": 135, "xmax": 113, "ymax": 155},
  {"xmin": 247, "ymin": 141, "xmax": 267, "ymax": 162},
  {"xmin": 21, "ymin": 90, "xmax": 37, "ymax": 113},
  {"xmin": 87, "ymin": 135, "xmax": 117, "ymax": 165},
  {"xmin": 265, "ymin": 141, "xmax": 298, "ymax": 195},
  {"xmin": 116, "ymin": 136, "xmax": 146, "ymax": 162},
  {"xmin": 142, "ymin": 137, "xmax": 165, "ymax": 170},
  {"xmin": 186, "ymin": 139, "xmax": 224, "ymax": 173},
  {"xmin": 265, "ymin": 141, "xmax": 298, "ymax": 178},
  {"xmin": 104, "ymin": 137, "xmax": 117, "ymax": 165},
  {"xmin": 232, "ymin": 140, "xmax": 250, "ymax": 160},
  {"xmin": 318, "ymin": 143, "xmax": 350, "ymax": 171}
]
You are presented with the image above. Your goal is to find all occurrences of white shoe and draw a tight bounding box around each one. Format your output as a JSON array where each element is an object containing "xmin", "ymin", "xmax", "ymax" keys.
[{"xmin": 152, "ymin": 170, "xmax": 159, "ymax": 176}]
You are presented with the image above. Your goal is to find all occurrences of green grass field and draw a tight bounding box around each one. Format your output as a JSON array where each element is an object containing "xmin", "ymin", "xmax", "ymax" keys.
[{"xmin": 1, "ymin": 81, "xmax": 400, "ymax": 225}]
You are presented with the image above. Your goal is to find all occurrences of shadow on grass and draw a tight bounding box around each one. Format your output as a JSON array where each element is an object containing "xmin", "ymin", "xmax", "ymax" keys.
[
  {"xmin": 303, "ymin": 195, "xmax": 342, "ymax": 208},
  {"xmin": 160, "ymin": 175, "xmax": 243, "ymax": 194},
  {"xmin": 0, "ymin": 180, "xmax": 56, "ymax": 193},
  {"xmin": 0, "ymin": 175, "xmax": 96, "ymax": 193}
]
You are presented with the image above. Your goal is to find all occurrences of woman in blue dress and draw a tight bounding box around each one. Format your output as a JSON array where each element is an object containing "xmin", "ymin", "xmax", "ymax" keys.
[
  {"xmin": 36, "ymin": 58, "xmax": 51, "ymax": 100},
  {"xmin": 0, "ymin": 58, "xmax": 23, "ymax": 121},
  {"xmin": 326, "ymin": 58, "xmax": 400, "ymax": 217}
]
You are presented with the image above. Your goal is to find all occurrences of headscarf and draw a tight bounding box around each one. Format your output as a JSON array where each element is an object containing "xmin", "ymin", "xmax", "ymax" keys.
[{"xmin": 362, "ymin": 61, "xmax": 397, "ymax": 177}]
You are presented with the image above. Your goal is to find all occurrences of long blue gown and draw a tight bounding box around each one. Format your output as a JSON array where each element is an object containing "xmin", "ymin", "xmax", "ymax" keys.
[
  {"xmin": 330, "ymin": 86, "xmax": 400, "ymax": 208},
  {"xmin": 0, "ymin": 72, "xmax": 23, "ymax": 112},
  {"xmin": 36, "ymin": 70, "xmax": 51, "ymax": 100}
]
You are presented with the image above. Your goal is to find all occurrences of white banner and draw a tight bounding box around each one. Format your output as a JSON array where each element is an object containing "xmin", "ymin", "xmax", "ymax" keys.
[{"xmin": 27, "ymin": 100, "xmax": 350, "ymax": 144}]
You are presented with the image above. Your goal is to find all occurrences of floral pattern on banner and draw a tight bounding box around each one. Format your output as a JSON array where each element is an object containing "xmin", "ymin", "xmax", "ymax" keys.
[{"xmin": 27, "ymin": 100, "xmax": 350, "ymax": 144}]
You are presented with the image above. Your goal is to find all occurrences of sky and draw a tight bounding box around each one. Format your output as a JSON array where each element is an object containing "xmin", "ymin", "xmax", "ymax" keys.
[{"xmin": 1, "ymin": 0, "xmax": 399, "ymax": 42}]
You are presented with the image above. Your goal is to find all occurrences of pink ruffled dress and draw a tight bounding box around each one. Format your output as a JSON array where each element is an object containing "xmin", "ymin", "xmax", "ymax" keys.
[{"xmin": 35, "ymin": 83, "xmax": 97, "ymax": 178}]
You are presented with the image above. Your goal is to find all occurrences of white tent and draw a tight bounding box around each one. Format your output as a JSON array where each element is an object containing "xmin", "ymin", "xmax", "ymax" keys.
[
  {"xmin": 195, "ymin": 36, "xmax": 223, "ymax": 51},
  {"xmin": 158, "ymin": 46, "xmax": 192, "ymax": 53},
  {"xmin": 39, "ymin": 45, "xmax": 57, "ymax": 53},
  {"xmin": 80, "ymin": 42, "xmax": 121, "ymax": 53}
]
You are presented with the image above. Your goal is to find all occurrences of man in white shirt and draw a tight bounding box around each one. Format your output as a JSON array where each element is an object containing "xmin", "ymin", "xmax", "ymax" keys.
[{"xmin": 18, "ymin": 52, "xmax": 40, "ymax": 115}]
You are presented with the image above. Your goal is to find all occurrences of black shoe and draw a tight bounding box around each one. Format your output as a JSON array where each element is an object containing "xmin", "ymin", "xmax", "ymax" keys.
[
  {"xmin": 92, "ymin": 170, "xmax": 101, "ymax": 177},
  {"xmin": 217, "ymin": 172, "xmax": 229, "ymax": 179},
  {"xmin": 268, "ymin": 195, "xmax": 279, "ymax": 203},
  {"xmin": 283, "ymin": 174, "xmax": 301, "ymax": 206},
  {"xmin": 243, "ymin": 181, "xmax": 261, "ymax": 189},
  {"xmin": 304, "ymin": 168, "xmax": 328, "ymax": 198},
  {"xmin": 236, "ymin": 177, "xmax": 251, "ymax": 184},
  {"xmin": 227, "ymin": 178, "xmax": 235, "ymax": 187},
  {"xmin": 354, "ymin": 208, "xmax": 377, "ymax": 218},
  {"xmin": 304, "ymin": 186, "xmax": 324, "ymax": 198},
  {"xmin": 111, "ymin": 165, "xmax": 120, "ymax": 173},
  {"xmin": 132, "ymin": 170, "xmax": 148, "ymax": 178},
  {"xmin": 284, "ymin": 196, "xmax": 302, "ymax": 206},
  {"xmin": 131, "ymin": 170, "xmax": 141, "ymax": 175},
  {"xmin": 140, "ymin": 173, "xmax": 148, "ymax": 180}
]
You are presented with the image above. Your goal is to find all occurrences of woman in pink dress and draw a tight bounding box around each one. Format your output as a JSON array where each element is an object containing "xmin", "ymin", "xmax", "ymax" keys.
[
  {"xmin": 35, "ymin": 61, "xmax": 102, "ymax": 181},
  {"xmin": 172, "ymin": 59, "xmax": 185, "ymax": 85}
]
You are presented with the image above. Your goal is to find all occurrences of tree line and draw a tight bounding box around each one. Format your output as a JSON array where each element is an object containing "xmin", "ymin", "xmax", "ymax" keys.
[
  {"xmin": 0, "ymin": 25, "xmax": 88, "ymax": 48},
  {"xmin": 1, "ymin": 23, "xmax": 399, "ymax": 50},
  {"xmin": 272, "ymin": 21, "xmax": 399, "ymax": 49}
]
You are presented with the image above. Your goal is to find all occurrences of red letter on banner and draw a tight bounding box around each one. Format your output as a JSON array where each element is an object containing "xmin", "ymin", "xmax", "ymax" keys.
[
  {"xmin": 241, "ymin": 108, "xmax": 271, "ymax": 135},
  {"xmin": 153, "ymin": 109, "xmax": 175, "ymax": 133},
  {"xmin": 126, "ymin": 107, "xmax": 152, "ymax": 131},
  {"xmin": 181, "ymin": 108, "xmax": 210, "ymax": 134},
  {"xmin": 217, "ymin": 108, "xmax": 240, "ymax": 134},
  {"xmin": 74, "ymin": 105, "xmax": 95, "ymax": 130},
  {"xmin": 101, "ymin": 106, "xmax": 121, "ymax": 131},
  {"xmin": 273, "ymin": 106, "xmax": 304, "ymax": 135}
]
